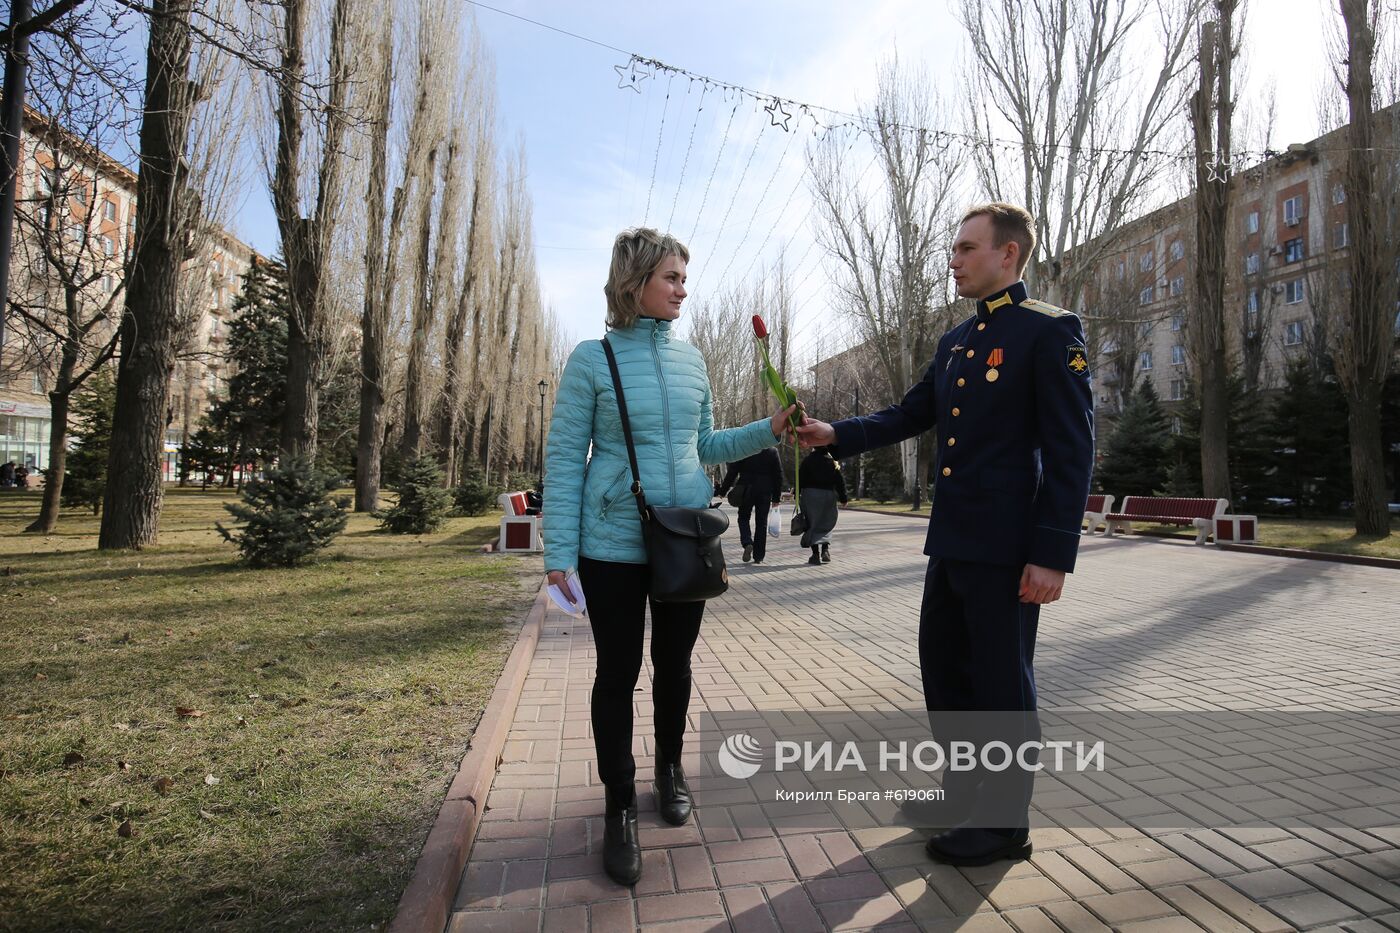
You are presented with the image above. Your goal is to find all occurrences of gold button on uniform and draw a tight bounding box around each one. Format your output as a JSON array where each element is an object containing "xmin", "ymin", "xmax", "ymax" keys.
[
  {"xmin": 956, "ymin": 378, "xmax": 965, "ymax": 387},
  {"xmin": 947, "ymin": 437, "xmax": 956, "ymax": 446},
  {"xmin": 942, "ymin": 467, "xmax": 951, "ymax": 477},
  {"xmin": 951, "ymin": 407, "xmax": 960, "ymax": 416},
  {"xmin": 965, "ymin": 349, "xmax": 975, "ymax": 358},
  {"xmin": 977, "ymin": 323, "xmax": 986, "ymax": 331}
]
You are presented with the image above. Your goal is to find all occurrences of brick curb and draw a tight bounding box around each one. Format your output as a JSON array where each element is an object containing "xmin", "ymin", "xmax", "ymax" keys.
[
  {"xmin": 388, "ymin": 584, "xmax": 547, "ymax": 933},
  {"xmin": 1215, "ymin": 541, "xmax": 1400, "ymax": 569},
  {"xmin": 844, "ymin": 505, "xmax": 928, "ymax": 519}
]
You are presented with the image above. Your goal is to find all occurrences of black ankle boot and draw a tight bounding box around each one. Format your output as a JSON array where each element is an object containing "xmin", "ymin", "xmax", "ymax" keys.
[
  {"xmin": 603, "ymin": 784, "xmax": 641, "ymax": 885},
  {"xmin": 655, "ymin": 762, "xmax": 693, "ymax": 826},
  {"xmin": 808, "ymin": 546, "xmax": 822, "ymax": 565},
  {"xmin": 820, "ymin": 543, "xmax": 831, "ymax": 563}
]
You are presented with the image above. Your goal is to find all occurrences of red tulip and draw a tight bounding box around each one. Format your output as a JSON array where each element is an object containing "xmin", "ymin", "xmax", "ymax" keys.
[{"xmin": 751, "ymin": 315, "xmax": 769, "ymax": 339}]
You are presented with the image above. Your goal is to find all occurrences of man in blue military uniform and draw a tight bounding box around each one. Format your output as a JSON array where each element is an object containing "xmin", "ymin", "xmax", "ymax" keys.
[{"xmin": 797, "ymin": 202, "xmax": 1094, "ymax": 866}]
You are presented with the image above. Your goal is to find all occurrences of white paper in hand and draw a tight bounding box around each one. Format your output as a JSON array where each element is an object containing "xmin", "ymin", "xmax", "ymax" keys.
[{"xmin": 547, "ymin": 571, "xmax": 587, "ymax": 617}]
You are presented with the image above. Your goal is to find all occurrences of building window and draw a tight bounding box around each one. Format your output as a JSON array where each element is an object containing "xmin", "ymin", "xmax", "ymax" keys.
[
  {"xmin": 1332, "ymin": 183, "xmax": 1345, "ymax": 205},
  {"xmin": 1246, "ymin": 308, "xmax": 1259, "ymax": 337},
  {"xmin": 1139, "ymin": 251, "xmax": 1154, "ymax": 272},
  {"xmin": 1170, "ymin": 275, "xmax": 1185, "ymax": 297},
  {"xmin": 1246, "ymin": 211, "xmax": 1260, "ymax": 234},
  {"xmin": 101, "ymin": 235, "xmax": 114, "ymax": 256},
  {"xmin": 1247, "ymin": 289, "xmax": 1260, "ymax": 313},
  {"xmin": 1245, "ymin": 252, "xmax": 1260, "ymax": 275},
  {"xmin": 1283, "ymin": 320, "xmax": 1304, "ymax": 346},
  {"xmin": 1171, "ymin": 313, "xmax": 1183, "ymax": 331},
  {"xmin": 1283, "ymin": 195, "xmax": 1304, "ymax": 226},
  {"xmin": 1170, "ymin": 240, "xmax": 1184, "ymax": 262},
  {"xmin": 1171, "ymin": 415, "xmax": 1182, "ymax": 435},
  {"xmin": 1171, "ymin": 344, "xmax": 1186, "ymax": 366},
  {"xmin": 1139, "ymin": 285, "xmax": 1153, "ymax": 306},
  {"xmin": 1100, "ymin": 338, "xmax": 1120, "ymax": 355},
  {"xmin": 103, "ymin": 274, "xmax": 114, "ymax": 292},
  {"xmin": 1138, "ymin": 321, "xmax": 1153, "ymax": 338},
  {"xmin": 32, "ymin": 372, "xmax": 45, "ymax": 393},
  {"xmin": 1284, "ymin": 237, "xmax": 1304, "ymax": 263},
  {"xmin": 74, "ymin": 182, "xmax": 87, "ymax": 204},
  {"xmin": 1169, "ymin": 379, "xmax": 1185, "ymax": 401},
  {"xmin": 104, "ymin": 199, "xmax": 116, "ymax": 222},
  {"xmin": 1138, "ymin": 351, "xmax": 1153, "ymax": 371},
  {"xmin": 1285, "ymin": 278, "xmax": 1304, "ymax": 304},
  {"xmin": 1116, "ymin": 260, "xmax": 1125, "ymax": 279},
  {"xmin": 1334, "ymin": 223, "xmax": 1349, "ymax": 249}
]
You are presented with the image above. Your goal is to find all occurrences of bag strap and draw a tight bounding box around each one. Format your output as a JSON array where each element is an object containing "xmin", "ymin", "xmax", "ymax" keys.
[{"xmin": 600, "ymin": 337, "xmax": 649, "ymax": 521}]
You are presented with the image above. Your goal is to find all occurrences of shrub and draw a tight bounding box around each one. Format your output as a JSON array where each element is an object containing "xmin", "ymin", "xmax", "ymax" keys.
[
  {"xmin": 378, "ymin": 456, "xmax": 452, "ymax": 534},
  {"xmin": 217, "ymin": 458, "xmax": 348, "ymax": 567},
  {"xmin": 452, "ymin": 464, "xmax": 495, "ymax": 516}
]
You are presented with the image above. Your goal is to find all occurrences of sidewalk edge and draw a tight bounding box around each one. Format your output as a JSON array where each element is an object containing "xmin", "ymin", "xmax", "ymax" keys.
[{"xmin": 388, "ymin": 583, "xmax": 547, "ymax": 933}]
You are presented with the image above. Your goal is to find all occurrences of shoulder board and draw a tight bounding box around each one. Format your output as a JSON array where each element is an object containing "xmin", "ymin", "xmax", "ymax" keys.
[{"xmin": 1020, "ymin": 298, "xmax": 1071, "ymax": 317}]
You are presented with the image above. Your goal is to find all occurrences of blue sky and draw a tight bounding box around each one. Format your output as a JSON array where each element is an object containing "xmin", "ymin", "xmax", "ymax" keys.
[{"xmin": 212, "ymin": 0, "xmax": 1334, "ymax": 368}]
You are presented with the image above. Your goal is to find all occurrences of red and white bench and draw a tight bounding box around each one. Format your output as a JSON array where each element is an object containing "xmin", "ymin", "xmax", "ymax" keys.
[
  {"xmin": 1103, "ymin": 496, "xmax": 1229, "ymax": 545},
  {"xmin": 1083, "ymin": 494, "xmax": 1115, "ymax": 534},
  {"xmin": 498, "ymin": 491, "xmax": 542, "ymax": 553}
]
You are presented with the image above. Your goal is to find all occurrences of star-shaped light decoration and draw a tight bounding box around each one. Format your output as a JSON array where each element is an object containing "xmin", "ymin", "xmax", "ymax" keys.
[
  {"xmin": 613, "ymin": 57, "xmax": 652, "ymax": 93},
  {"xmin": 765, "ymin": 98, "xmax": 793, "ymax": 132}
]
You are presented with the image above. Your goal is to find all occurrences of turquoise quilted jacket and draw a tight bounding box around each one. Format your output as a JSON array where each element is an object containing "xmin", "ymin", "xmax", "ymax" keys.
[{"xmin": 543, "ymin": 318, "xmax": 779, "ymax": 573}]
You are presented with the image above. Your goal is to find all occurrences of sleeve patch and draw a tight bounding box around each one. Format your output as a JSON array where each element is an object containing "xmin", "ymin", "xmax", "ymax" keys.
[{"xmin": 1066, "ymin": 345, "xmax": 1090, "ymax": 375}]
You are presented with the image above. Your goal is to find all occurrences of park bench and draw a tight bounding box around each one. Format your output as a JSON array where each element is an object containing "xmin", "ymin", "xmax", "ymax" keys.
[
  {"xmin": 1083, "ymin": 494, "xmax": 1115, "ymax": 534},
  {"xmin": 1103, "ymin": 495, "xmax": 1229, "ymax": 545},
  {"xmin": 497, "ymin": 491, "xmax": 542, "ymax": 553}
]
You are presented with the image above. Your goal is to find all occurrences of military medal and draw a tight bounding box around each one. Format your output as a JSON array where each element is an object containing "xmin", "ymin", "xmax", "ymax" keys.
[{"xmin": 986, "ymin": 348, "xmax": 1003, "ymax": 382}]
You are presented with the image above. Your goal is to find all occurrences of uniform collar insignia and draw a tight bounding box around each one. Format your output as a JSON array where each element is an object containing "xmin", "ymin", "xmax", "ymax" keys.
[{"xmin": 977, "ymin": 281, "xmax": 1028, "ymax": 321}]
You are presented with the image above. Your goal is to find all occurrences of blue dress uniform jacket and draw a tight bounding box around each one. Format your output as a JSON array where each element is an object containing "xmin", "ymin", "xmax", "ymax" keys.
[{"xmin": 832, "ymin": 281, "xmax": 1095, "ymax": 573}]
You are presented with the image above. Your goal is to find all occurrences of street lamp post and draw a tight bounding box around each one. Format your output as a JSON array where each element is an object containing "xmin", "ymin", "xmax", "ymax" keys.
[{"xmin": 536, "ymin": 379, "xmax": 547, "ymax": 491}]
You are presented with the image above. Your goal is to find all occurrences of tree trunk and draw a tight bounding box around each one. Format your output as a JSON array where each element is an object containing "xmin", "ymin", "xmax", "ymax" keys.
[
  {"xmin": 400, "ymin": 149, "xmax": 438, "ymax": 459},
  {"xmin": 26, "ymin": 390, "xmax": 69, "ymax": 533},
  {"xmin": 1188, "ymin": 11, "xmax": 1234, "ymax": 501},
  {"xmin": 279, "ymin": 285, "xmax": 319, "ymax": 460},
  {"xmin": 1337, "ymin": 0, "xmax": 1392, "ymax": 536},
  {"xmin": 98, "ymin": 0, "xmax": 193, "ymax": 551}
]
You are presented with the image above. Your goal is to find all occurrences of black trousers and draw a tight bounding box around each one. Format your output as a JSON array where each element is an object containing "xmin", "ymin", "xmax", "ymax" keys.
[
  {"xmin": 918, "ymin": 558, "xmax": 1041, "ymax": 828},
  {"xmin": 737, "ymin": 497, "xmax": 772, "ymax": 561},
  {"xmin": 578, "ymin": 556, "xmax": 705, "ymax": 788}
]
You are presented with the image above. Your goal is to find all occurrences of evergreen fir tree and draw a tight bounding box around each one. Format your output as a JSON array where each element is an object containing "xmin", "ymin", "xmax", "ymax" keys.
[
  {"xmin": 862, "ymin": 444, "xmax": 905, "ymax": 503},
  {"xmin": 1096, "ymin": 379, "xmax": 1172, "ymax": 497},
  {"xmin": 180, "ymin": 424, "xmax": 226, "ymax": 489},
  {"xmin": 61, "ymin": 368, "xmax": 117, "ymax": 515},
  {"xmin": 217, "ymin": 457, "xmax": 348, "ymax": 566},
  {"xmin": 377, "ymin": 456, "xmax": 453, "ymax": 534},
  {"xmin": 452, "ymin": 462, "xmax": 496, "ymax": 516},
  {"xmin": 208, "ymin": 258, "xmax": 289, "ymax": 472},
  {"xmin": 1267, "ymin": 358, "xmax": 1351, "ymax": 514}
]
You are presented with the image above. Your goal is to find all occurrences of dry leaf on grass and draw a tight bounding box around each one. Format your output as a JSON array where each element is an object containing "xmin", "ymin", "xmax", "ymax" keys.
[
  {"xmin": 175, "ymin": 707, "xmax": 204, "ymax": 719},
  {"xmin": 117, "ymin": 819, "xmax": 134, "ymax": 838},
  {"xmin": 153, "ymin": 777, "xmax": 174, "ymax": 795},
  {"xmin": 203, "ymin": 774, "xmax": 219, "ymax": 786},
  {"xmin": 62, "ymin": 752, "xmax": 84, "ymax": 768}
]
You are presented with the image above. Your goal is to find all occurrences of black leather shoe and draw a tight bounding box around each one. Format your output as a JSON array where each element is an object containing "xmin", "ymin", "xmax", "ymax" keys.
[
  {"xmin": 925, "ymin": 826, "xmax": 1032, "ymax": 866},
  {"xmin": 820, "ymin": 543, "xmax": 831, "ymax": 563},
  {"xmin": 742, "ymin": 544, "xmax": 753, "ymax": 562},
  {"xmin": 808, "ymin": 547, "xmax": 822, "ymax": 565},
  {"xmin": 603, "ymin": 785, "xmax": 642, "ymax": 885},
  {"xmin": 655, "ymin": 762, "xmax": 693, "ymax": 826}
]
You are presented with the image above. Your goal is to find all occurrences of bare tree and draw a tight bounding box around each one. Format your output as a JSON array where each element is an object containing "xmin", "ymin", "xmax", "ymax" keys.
[
  {"xmin": 960, "ymin": 0, "xmax": 1205, "ymax": 307},
  {"xmin": 1333, "ymin": 0, "xmax": 1398, "ymax": 534},
  {"xmin": 270, "ymin": 0, "xmax": 364, "ymax": 461},
  {"xmin": 99, "ymin": 0, "xmax": 242, "ymax": 549},
  {"xmin": 1188, "ymin": 4, "xmax": 1242, "ymax": 500},
  {"xmin": 808, "ymin": 58, "xmax": 961, "ymax": 497}
]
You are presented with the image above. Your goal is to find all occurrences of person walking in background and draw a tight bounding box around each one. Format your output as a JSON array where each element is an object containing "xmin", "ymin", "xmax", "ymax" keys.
[
  {"xmin": 543, "ymin": 226, "xmax": 799, "ymax": 887},
  {"xmin": 716, "ymin": 446, "xmax": 784, "ymax": 565},
  {"xmin": 798, "ymin": 446, "xmax": 848, "ymax": 564}
]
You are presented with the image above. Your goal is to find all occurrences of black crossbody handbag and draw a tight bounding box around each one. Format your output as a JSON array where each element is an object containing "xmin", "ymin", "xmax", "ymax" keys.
[{"xmin": 601, "ymin": 337, "xmax": 729, "ymax": 603}]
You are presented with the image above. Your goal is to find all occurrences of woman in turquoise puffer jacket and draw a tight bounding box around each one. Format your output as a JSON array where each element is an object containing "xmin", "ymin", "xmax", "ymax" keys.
[{"xmin": 543, "ymin": 227, "xmax": 797, "ymax": 887}]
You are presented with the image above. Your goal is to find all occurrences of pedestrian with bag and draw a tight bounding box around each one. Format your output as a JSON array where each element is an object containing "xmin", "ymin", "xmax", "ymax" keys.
[
  {"xmin": 543, "ymin": 227, "xmax": 799, "ymax": 887},
  {"xmin": 716, "ymin": 447, "xmax": 784, "ymax": 565},
  {"xmin": 798, "ymin": 446, "xmax": 848, "ymax": 564}
]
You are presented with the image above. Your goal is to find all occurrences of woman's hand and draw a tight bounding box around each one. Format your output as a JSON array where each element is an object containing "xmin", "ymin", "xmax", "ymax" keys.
[
  {"xmin": 770, "ymin": 402, "xmax": 804, "ymax": 441},
  {"xmin": 546, "ymin": 570, "xmax": 580, "ymax": 606}
]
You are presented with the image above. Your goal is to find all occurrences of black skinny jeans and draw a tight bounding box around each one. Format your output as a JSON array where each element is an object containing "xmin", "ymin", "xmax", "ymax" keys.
[{"xmin": 578, "ymin": 556, "xmax": 705, "ymax": 789}]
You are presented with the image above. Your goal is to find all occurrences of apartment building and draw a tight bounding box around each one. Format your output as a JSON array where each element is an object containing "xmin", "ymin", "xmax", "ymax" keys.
[
  {"xmin": 0, "ymin": 107, "xmax": 255, "ymax": 481},
  {"xmin": 1080, "ymin": 103, "xmax": 1400, "ymax": 422}
]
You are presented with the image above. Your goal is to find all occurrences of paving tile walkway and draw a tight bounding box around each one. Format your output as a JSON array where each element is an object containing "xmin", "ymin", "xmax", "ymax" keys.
[{"xmin": 447, "ymin": 510, "xmax": 1400, "ymax": 932}]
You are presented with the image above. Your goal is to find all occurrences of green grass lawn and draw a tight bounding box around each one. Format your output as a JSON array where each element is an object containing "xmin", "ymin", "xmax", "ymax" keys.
[
  {"xmin": 846, "ymin": 498, "xmax": 1400, "ymax": 560},
  {"xmin": 0, "ymin": 487, "xmax": 533, "ymax": 932}
]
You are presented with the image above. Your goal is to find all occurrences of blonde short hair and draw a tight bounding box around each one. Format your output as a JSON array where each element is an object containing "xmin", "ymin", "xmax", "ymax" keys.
[
  {"xmin": 603, "ymin": 227, "xmax": 690, "ymax": 329},
  {"xmin": 961, "ymin": 202, "xmax": 1037, "ymax": 274}
]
